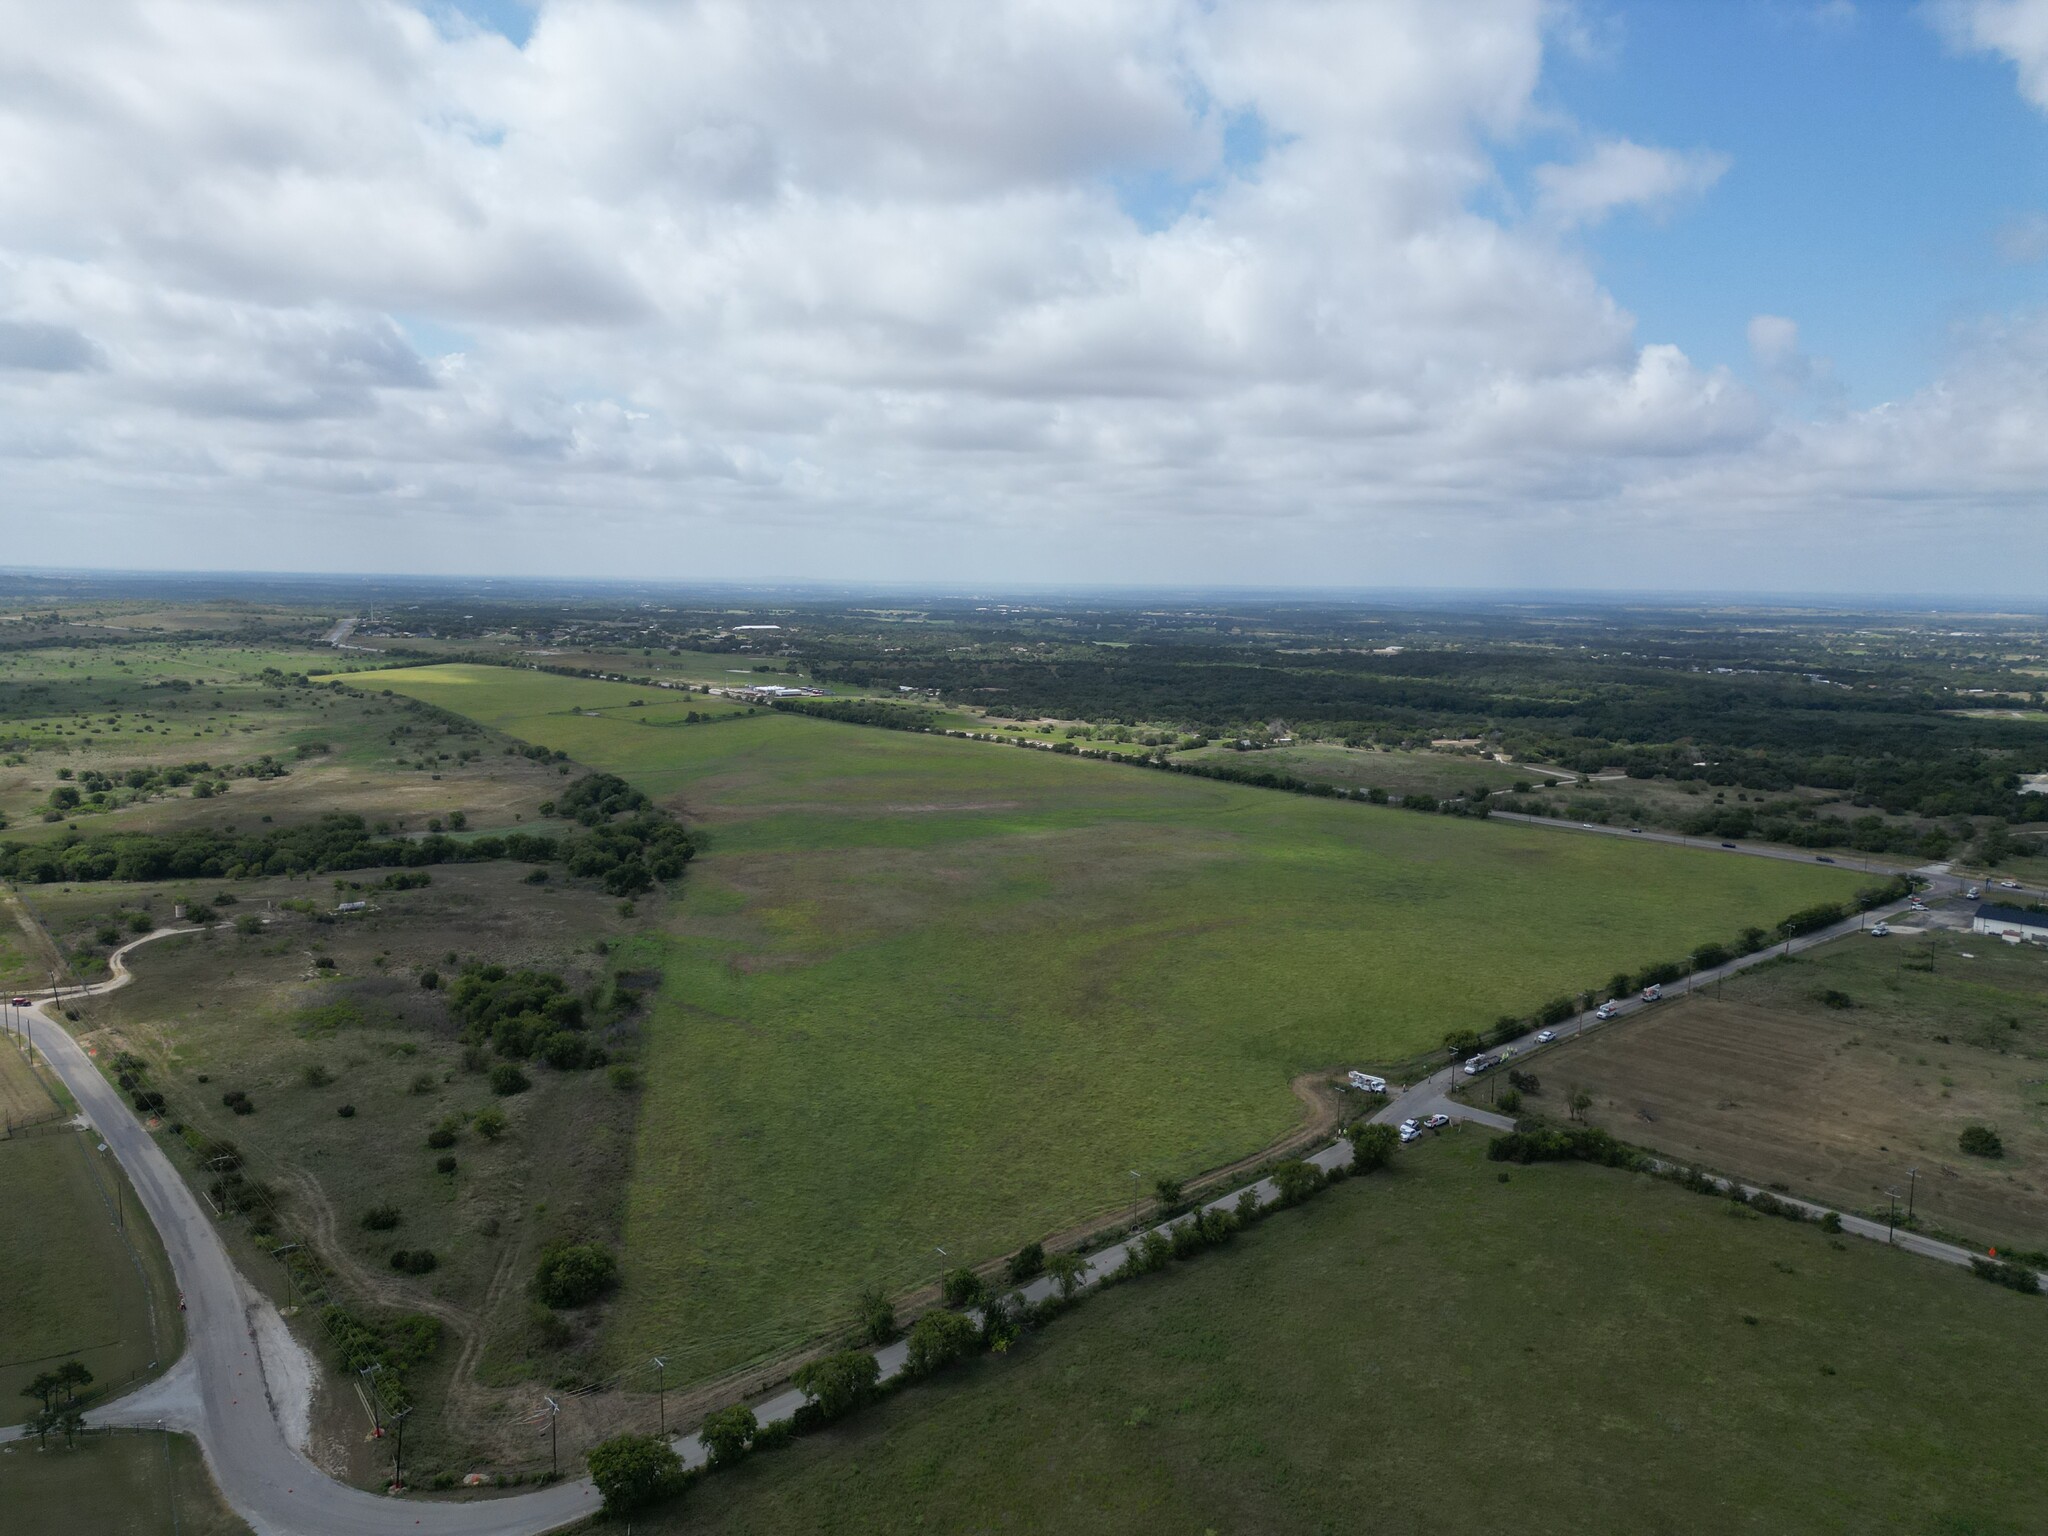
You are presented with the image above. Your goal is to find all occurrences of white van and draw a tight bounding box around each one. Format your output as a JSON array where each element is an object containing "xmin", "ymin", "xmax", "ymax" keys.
[{"xmin": 1347, "ymin": 1071, "xmax": 1388, "ymax": 1094}]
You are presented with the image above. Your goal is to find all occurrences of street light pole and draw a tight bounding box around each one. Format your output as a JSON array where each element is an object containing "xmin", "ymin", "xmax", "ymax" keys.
[
  {"xmin": 272, "ymin": 1243, "xmax": 301, "ymax": 1312},
  {"xmin": 390, "ymin": 1405, "xmax": 411, "ymax": 1490}
]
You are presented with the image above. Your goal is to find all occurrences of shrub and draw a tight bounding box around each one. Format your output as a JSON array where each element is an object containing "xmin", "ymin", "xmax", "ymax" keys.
[
  {"xmin": 235, "ymin": 913, "xmax": 261, "ymax": 936},
  {"xmin": 534, "ymin": 1241, "xmax": 619, "ymax": 1308},
  {"xmin": 854, "ymin": 1286, "xmax": 897, "ymax": 1346},
  {"xmin": 419, "ymin": 969, "xmax": 440, "ymax": 991},
  {"xmin": 360, "ymin": 1205, "xmax": 401, "ymax": 1231},
  {"xmin": 608, "ymin": 1063, "xmax": 641, "ymax": 1091},
  {"xmin": 489, "ymin": 1063, "xmax": 531, "ymax": 1097},
  {"xmin": 132, "ymin": 1090, "xmax": 165, "ymax": 1114},
  {"xmin": 941, "ymin": 1267, "xmax": 985, "ymax": 1310},
  {"xmin": 1960, "ymin": 1125, "xmax": 2005, "ymax": 1159},
  {"xmin": 1006, "ymin": 1242, "xmax": 1045, "ymax": 1284},
  {"xmin": 1817, "ymin": 989, "xmax": 1855, "ymax": 1010},
  {"xmin": 313, "ymin": 956, "xmax": 337, "ymax": 971},
  {"xmin": 1970, "ymin": 1256, "xmax": 2041, "ymax": 1295},
  {"xmin": 1346, "ymin": 1121, "xmax": 1398, "ymax": 1174},
  {"xmin": 435, "ymin": 1155, "xmax": 457, "ymax": 1174},
  {"xmin": 1497, "ymin": 1087, "xmax": 1523, "ymax": 1115},
  {"xmin": 474, "ymin": 1105, "xmax": 508, "ymax": 1141},
  {"xmin": 302, "ymin": 1063, "xmax": 333, "ymax": 1089},
  {"xmin": 337, "ymin": 1104, "xmax": 356, "ymax": 1118},
  {"xmin": 699, "ymin": 1404, "xmax": 758, "ymax": 1470},
  {"xmin": 425, "ymin": 1126, "xmax": 457, "ymax": 1149},
  {"xmin": 1819, "ymin": 1211, "xmax": 1843, "ymax": 1234},
  {"xmin": 1153, "ymin": 1177, "xmax": 1185, "ymax": 1214},
  {"xmin": 1507, "ymin": 1068, "xmax": 1541, "ymax": 1095},
  {"xmin": 587, "ymin": 1433, "xmax": 684, "ymax": 1516},
  {"xmin": 1270, "ymin": 1158, "xmax": 1324, "ymax": 1207},
  {"xmin": 791, "ymin": 1350, "xmax": 880, "ymax": 1423},
  {"xmin": 1487, "ymin": 1126, "xmax": 1638, "ymax": 1168},
  {"xmin": 905, "ymin": 1307, "xmax": 982, "ymax": 1377},
  {"xmin": 389, "ymin": 1249, "xmax": 438, "ymax": 1275}
]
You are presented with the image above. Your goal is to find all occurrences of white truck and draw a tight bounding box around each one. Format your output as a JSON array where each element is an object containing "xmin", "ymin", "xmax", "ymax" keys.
[{"xmin": 1347, "ymin": 1070, "xmax": 1388, "ymax": 1094}]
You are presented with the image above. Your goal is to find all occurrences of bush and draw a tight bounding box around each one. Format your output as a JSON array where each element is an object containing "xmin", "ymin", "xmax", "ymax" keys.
[
  {"xmin": 313, "ymin": 956, "xmax": 337, "ymax": 971},
  {"xmin": 1970, "ymin": 1256, "xmax": 2041, "ymax": 1295},
  {"xmin": 1346, "ymin": 1121, "xmax": 1398, "ymax": 1174},
  {"xmin": 791, "ymin": 1350, "xmax": 880, "ymax": 1422},
  {"xmin": 854, "ymin": 1286, "xmax": 897, "ymax": 1346},
  {"xmin": 436, "ymin": 1155, "xmax": 458, "ymax": 1174},
  {"xmin": 1497, "ymin": 1087, "xmax": 1523, "ymax": 1115},
  {"xmin": 1487, "ymin": 1126, "xmax": 1638, "ymax": 1168},
  {"xmin": 389, "ymin": 1249, "xmax": 438, "ymax": 1275},
  {"xmin": 418, "ymin": 969, "xmax": 440, "ymax": 990},
  {"xmin": 534, "ymin": 1241, "xmax": 619, "ymax": 1308},
  {"xmin": 1507, "ymin": 1069, "xmax": 1541, "ymax": 1095},
  {"xmin": 360, "ymin": 1205, "xmax": 401, "ymax": 1231},
  {"xmin": 608, "ymin": 1063, "xmax": 641, "ymax": 1091},
  {"xmin": 699, "ymin": 1403, "xmax": 758, "ymax": 1469},
  {"xmin": 940, "ymin": 1267, "xmax": 985, "ymax": 1310},
  {"xmin": 1270, "ymin": 1158, "xmax": 1324, "ymax": 1207},
  {"xmin": 587, "ymin": 1432, "xmax": 684, "ymax": 1516},
  {"xmin": 904, "ymin": 1307, "xmax": 982, "ymax": 1377},
  {"xmin": 337, "ymin": 1103, "xmax": 356, "ymax": 1118},
  {"xmin": 1819, "ymin": 1211, "xmax": 1843, "ymax": 1234},
  {"xmin": 302, "ymin": 1063, "xmax": 333, "ymax": 1089},
  {"xmin": 1006, "ymin": 1241, "xmax": 1045, "ymax": 1284},
  {"xmin": 489, "ymin": 1063, "xmax": 530, "ymax": 1097},
  {"xmin": 425, "ymin": 1126, "xmax": 457, "ymax": 1149},
  {"xmin": 1960, "ymin": 1125, "xmax": 2005, "ymax": 1159},
  {"xmin": 474, "ymin": 1105, "xmax": 508, "ymax": 1141}
]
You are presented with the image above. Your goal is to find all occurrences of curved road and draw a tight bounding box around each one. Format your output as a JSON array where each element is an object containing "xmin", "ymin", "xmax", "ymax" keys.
[{"xmin": 10, "ymin": 841, "xmax": 2005, "ymax": 1533}]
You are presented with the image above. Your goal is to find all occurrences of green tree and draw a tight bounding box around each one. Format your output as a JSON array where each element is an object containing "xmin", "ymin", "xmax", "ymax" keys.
[
  {"xmin": 474, "ymin": 1105, "xmax": 508, "ymax": 1140},
  {"xmin": 1443, "ymin": 1027, "xmax": 1483, "ymax": 1061},
  {"xmin": 586, "ymin": 1432, "xmax": 682, "ymax": 1515},
  {"xmin": 1271, "ymin": 1159, "xmax": 1324, "ymax": 1207},
  {"xmin": 1568, "ymin": 1087, "xmax": 1593, "ymax": 1122},
  {"xmin": 698, "ymin": 1403, "xmax": 757, "ymax": 1469},
  {"xmin": 853, "ymin": 1285, "xmax": 897, "ymax": 1346},
  {"xmin": 940, "ymin": 1267, "xmax": 984, "ymax": 1310},
  {"xmin": 1005, "ymin": 1241, "xmax": 1045, "ymax": 1284},
  {"xmin": 1044, "ymin": 1251, "xmax": 1088, "ymax": 1300},
  {"xmin": 980, "ymin": 1292, "xmax": 1022, "ymax": 1353},
  {"xmin": 1960, "ymin": 1124, "xmax": 2005, "ymax": 1159},
  {"xmin": 904, "ymin": 1308, "xmax": 981, "ymax": 1377},
  {"xmin": 1346, "ymin": 1121, "xmax": 1398, "ymax": 1174},
  {"xmin": 1153, "ymin": 1176, "xmax": 1185, "ymax": 1214},
  {"xmin": 532, "ymin": 1242, "xmax": 619, "ymax": 1308},
  {"xmin": 792, "ymin": 1350, "xmax": 880, "ymax": 1422}
]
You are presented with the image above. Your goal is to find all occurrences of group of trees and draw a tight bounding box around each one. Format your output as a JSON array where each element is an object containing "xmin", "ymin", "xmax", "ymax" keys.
[
  {"xmin": 19, "ymin": 1360, "xmax": 92, "ymax": 1448},
  {"xmin": 447, "ymin": 965, "xmax": 607, "ymax": 1071},
  {"xmin": 0, "ymin": 772, "xmax": 694, "ymax": 896}
]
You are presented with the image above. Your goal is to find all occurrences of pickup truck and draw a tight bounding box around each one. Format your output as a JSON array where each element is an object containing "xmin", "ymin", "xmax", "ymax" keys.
[
  {"xmin": 1346, "ymin": 1071, "xmax": 1388, "ymax": 1094},
  {"xmin": 1640, "ymin": 984, "xmax": 1663, "ymax": 1003}
]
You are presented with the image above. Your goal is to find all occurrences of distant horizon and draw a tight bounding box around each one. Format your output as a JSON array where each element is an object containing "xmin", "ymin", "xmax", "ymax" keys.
[{"xmin": 2, "ymin": 564, "xmax": 2045, "ymax": 616}]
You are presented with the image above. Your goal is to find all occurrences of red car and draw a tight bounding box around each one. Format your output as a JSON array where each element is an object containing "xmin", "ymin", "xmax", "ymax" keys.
[{"xmin": 8, "ymin": 996, "xmax": 30, "ymax": 1007}]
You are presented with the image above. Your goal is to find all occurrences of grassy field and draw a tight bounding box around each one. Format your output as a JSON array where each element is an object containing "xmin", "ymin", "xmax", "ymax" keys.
[
  {"xmin": 0, "ymin": 1101, "xmax": 180, "ymax": 1422},
  {"xmin": 63, "ymin": 862, "xmax": 646, "ymax": 1471},
  {"xmin": 647, "ymin": 1136, "xmax": 2048, "ymax": 1536},
  {"xmin": 1536, "ymin": 925, "xmax": 2048, "ymax": 1249},
  {"xmin": 0, "ymin": 1431, "xmax": 249, "ymax": 1535},
  {"xmin": 365, "ymin": 664, "xmax": 1864, "ymax": 1380},
  {"xmin": 1175, "ymin": 741, "xmax": 1529, "ymax": 798}
]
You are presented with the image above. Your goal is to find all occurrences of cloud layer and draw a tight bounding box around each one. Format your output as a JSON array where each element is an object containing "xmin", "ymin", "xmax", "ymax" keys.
[{"xmin": 0, "ymin": 0, "xmax": 2043, "ymax": 591}]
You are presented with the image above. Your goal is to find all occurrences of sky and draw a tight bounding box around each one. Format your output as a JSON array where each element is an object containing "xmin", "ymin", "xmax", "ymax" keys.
[{"xmin": 1, "ymin": 0, "xmax": 2045, "ymax": 595}]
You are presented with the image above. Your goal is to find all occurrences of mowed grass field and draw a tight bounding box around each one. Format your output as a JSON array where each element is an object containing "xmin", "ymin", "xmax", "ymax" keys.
[
  {"xmin": 1541, "ymin": 926, "xmax": 2048, "ymax": 1248},
  {"xmin": 651, "ymin": 1138, "xmax": 2048, "ymax": 1536},
  {"xmin": 0, "ymin": 1431, "xmax": 248, "ymax": 1535},
  {"xmin": 364, "ymin": 664, "xmax": 1863, "ymax": 1378},
  {"xmin": 1176, "ymin": 740, "xmax": 1529, "ymax": 799},
  {"xmin": 0, "ymin": 1064, "xmax": 180, "ymax": 1421}
]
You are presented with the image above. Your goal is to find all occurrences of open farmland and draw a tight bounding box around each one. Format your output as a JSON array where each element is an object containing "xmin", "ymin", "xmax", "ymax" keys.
[
  {"xmin": 0, "ymin": 1077, "xmax": 181, "ymax": 1421},
  {"xmin": 650, "ymin": 1137, "xmax": 2048, "ymax": 1536},
  {"xmin": 1539, "ymin": 927, "xmax": 2048, "ymax": 1249},
  {"xmin": 1175, "ymin": 740, "xmax": 1529, "ymax": 798},
  {"xmin": 367, "ymin": 663, "xmax": 1864, "ymax": 1379},
  {"xmin": 0, "ymin": 1430, "xmax": 249, "ymax": 1536}
]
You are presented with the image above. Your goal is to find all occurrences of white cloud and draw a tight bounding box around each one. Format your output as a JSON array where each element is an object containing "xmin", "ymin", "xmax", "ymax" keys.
[
  {"xmin": 1534, "ymin": 138, "xmax": 1731, "ymax": 228},
  {"xmin": 1934, "ymin": 0, "xmax": 2048, "ymax": 112},
  {"xmin": 0, "ymin": 0, "xmax": 2034, "ymax": 592}
]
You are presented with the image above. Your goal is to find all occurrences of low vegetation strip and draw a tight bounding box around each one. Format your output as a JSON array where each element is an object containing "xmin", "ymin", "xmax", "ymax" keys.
[{"xmin": 368, "ymin": 663, "xmax": 1865, "ymax": 1382}]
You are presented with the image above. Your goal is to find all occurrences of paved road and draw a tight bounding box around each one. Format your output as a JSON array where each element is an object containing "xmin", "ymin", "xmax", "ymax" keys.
[
  {"xmin": 13, "ymin": 860, "xmax": 2015, "ymax": 1533},
  {"xmin": 14, "ymin": 929, "xmax": 602, "ymax": 1535}
]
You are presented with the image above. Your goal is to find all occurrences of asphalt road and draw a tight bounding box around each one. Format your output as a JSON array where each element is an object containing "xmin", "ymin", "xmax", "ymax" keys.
[{"xmin": 11, "ymin": 847, "xmax": 2017, "ymax": 1532}]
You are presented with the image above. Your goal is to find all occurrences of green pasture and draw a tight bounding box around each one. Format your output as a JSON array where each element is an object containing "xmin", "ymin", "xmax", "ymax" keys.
[
  {"xmin": 0, "ymin": 1113, "xmax": 179, "ymax": 1423},
  {"xmin": 655, "ymin": 1138, "xmax": 2048, "ymax": 1536},
  {"xmin": 0, "ymin": 1431, "xmax": 248, "ymax": 1535},
  {"xmin": 367, "ymin": 664, "xmax": 1862, "ymax": 1378},
  {"xmin": 1176, "ymin": 741, "xmax": 1529, "ymax": 797}
]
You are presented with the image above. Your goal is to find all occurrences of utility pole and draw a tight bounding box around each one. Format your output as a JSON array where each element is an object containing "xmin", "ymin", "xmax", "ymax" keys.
[
  {"xmin": 651, "ymin": 1356, "xmax": 667, "ymax": 1437},
  {"xmin": 543, "ymin": 1396, "xmax": 560, "ymax": 1479},
  {"xmin": 1886, "ymin": 1189, "xmax": 1902, "ymax": 1245},
  {"xmin": 360, "ymin": 1364, "xmax": 384, "ymax": 1434},
  {"xmin": 1906, "ymin": 1167, "xmax": 1919, "ymax": 1223},
  {"xmin": 390, "ymin": 1405, "xmax": 411, "ymax": 1491},
  {"xmin": 272, "ymin": 1243, "xmax": 300, "ymax": 1312}
]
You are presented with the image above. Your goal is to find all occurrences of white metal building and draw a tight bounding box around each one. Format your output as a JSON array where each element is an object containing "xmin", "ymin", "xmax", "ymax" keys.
[{"xmin": 1971, "ymin": 903, "xmax": 2048, "ymax": 943}]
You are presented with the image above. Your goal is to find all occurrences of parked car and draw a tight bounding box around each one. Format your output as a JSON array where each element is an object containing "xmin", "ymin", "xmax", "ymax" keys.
[
  {"xmin": 1581, "ymin": 822, "xmax": 1596, "ymax": 830},
  {"xmin": 1400, "ymin": 1123, "xmax": 1422, "ymax": 1143},
  {"xmin": 1629, "ymin": 826, "xmax": 1643, "ymax": 833},
  {"xmin": 1966, "ymin": 886, "xmax": 1982, "ymax": 899},
  {"xmin": 7, "ymin": 995, "xmax": 29, "ymax": 1007},
  {"xmin": 1347, "ymin": 1070, "xmax": 1388, "ymax": 1094},
  {"xmin": 1595, "ymin": 1003, "xmax": 1618, "ymax": 1020},
  {"xmin": 1720, "ymin": 841, "xmax": 1737, "ymax": 849},
  {"xmin": 1640, "ymin": 984, "xmax": 1663, "ymax": 1002},
  {"xmin": 1535, "ymin": 1029, "xmax": 1556, "ymax": 1043},
  {"xmin": 1423, "ymin": 1113, "xmax": 1450, "ymax": 1130},
  {"xmin": 1816, "ymin": 855, "xmax": 1835, "ymax": 863},
  {"xmin": 1870, "ymin": 922, "xmax": 1890, "ymax": 937},
  {"xmin": 2001, "ymin": 879, "xmax": 2022, "ymax": 889}
]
